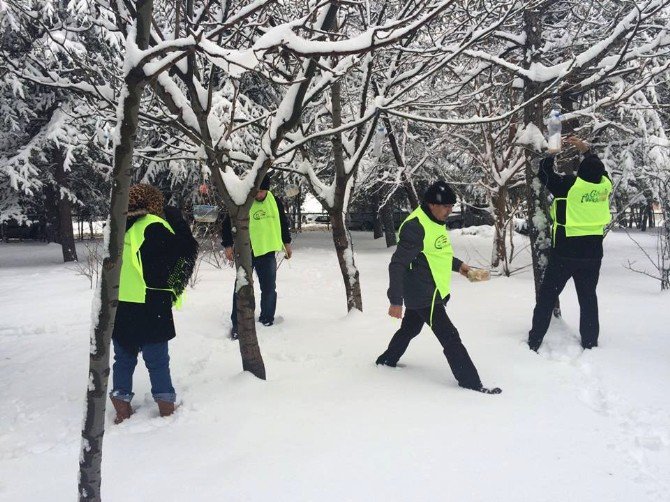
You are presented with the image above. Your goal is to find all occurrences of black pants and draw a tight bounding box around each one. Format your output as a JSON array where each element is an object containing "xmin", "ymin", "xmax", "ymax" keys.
[
  {"xmin": 231, "ymin": 252, "xmax": 277, "ymax": 328},
  {"xmin": 529, "ymin": 254, "xmax": 602, "ymax": 349},
  {"xmin": 383, "ymin": 304, "xmax": 482, "ymax": 389}
]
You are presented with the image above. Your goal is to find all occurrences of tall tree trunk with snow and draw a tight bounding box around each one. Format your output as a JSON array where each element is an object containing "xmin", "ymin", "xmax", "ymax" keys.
[
  {"xmin": 491, "ymin": 184, "xmax": 510, "ymax": 275},
  {"xmin": 522, "ymin": 7, "xmax": 552, "ymax": 299},
  {"xmin": 191, "ymin": 80, "xmax": 267, "ymax": 379},
  {"xmin": 78, "ymin": 1, "xmax": 153, "ymax": 498},
  {"xmin": 372, "ymin": 190, "xmax": 383, "ymax": 239},
  {"xmin": 330, "ymin": 81, "xmax": 363, "ymax": 312},
  {"xmin": 54, "ymin": 146, "xmax": 78, "ymax": 262},
  {"xmin": 329, "ymin": 208, "xmax": 363, "ymax": 311},
  {"xmin": 227, "ymin": 200, "xmax": 266, "ymax": 379}
]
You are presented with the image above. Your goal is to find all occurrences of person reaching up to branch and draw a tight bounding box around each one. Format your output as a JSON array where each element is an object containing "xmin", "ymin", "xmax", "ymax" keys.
[{"xmin": 528, "ymin": 137, "xmax": 612, "ymax": 352}]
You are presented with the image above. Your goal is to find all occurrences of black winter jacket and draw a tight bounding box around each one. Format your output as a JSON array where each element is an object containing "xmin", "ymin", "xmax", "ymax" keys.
[
  {"xmin": 112, "ymin": 207, "xmax": 198, "ymax": 352},
  {"xmin": 539, "ymin": 152, "xmax": 611, "ymax": 260},
  {"xmin": 221, "ymin": 192, "xmax": 292, "ymax": 255},
  {"xmin": 387, "ymin": 204, "xmax": 463, "ymax": 309}
]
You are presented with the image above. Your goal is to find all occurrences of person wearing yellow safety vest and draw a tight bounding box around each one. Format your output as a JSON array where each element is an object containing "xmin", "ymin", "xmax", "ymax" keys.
[
  {"xmin": 222, "ymin": 174, "xmax": 292, "ymax": 339},
  {"xmin": 376, "ymin": 181, "xmax": 502, "ymax": 395},
  {"xmin": 110, "ymin": 184, "xmax": 198, "ymax": 424},
  {"xmin": 528, "ymin": 137, "xmax": 612, "ymax": 352}
]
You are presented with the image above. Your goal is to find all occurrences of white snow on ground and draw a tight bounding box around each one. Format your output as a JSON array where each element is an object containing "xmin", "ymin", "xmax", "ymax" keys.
[{"xmin": 0, "ymin": 228, "xmax": 668, "ymax": 501}]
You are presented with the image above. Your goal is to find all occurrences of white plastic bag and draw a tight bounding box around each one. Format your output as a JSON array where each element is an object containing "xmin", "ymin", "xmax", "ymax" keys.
[
  {"xmin": 546, "ymin": 109, "xmax": 562, "ymax": 154},
  {"xmin": 372, "ymin": 124, "xmax": 386, "ymax": 158}
]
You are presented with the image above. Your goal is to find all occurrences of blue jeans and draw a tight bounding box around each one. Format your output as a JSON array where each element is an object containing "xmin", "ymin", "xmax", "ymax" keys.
[
  {"xmin": 110, "ymin": 339, "xmax": 176, "ymax": 403},
  {"xmin": 231, "ymin": 252, "xmax": 277, "ymax": 327}
]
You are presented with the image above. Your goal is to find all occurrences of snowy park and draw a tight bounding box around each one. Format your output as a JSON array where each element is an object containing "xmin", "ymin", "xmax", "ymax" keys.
[
  {"xmin": 2, "ymin": 0, "xmax": 670, "ymax": 500},
  {"xmin": 1, "ymin": 227, "xmax": 669, "ymax": 501}
]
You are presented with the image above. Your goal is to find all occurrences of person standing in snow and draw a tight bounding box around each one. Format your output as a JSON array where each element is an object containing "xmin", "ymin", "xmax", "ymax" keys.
[
  {"xmin": 527, "ymin": 137, "xmax": 612, "ymax": 352},
  {"xmin": 110, "ymin": 184, "xmax": 198, "ymax": 424},
  {"xmin": 376, "ymin": 181, "xmax": 501, "ymax": 395},
  {"xmin": 222, "ymin": 174, "xmax": 292, "ymax": 339}
]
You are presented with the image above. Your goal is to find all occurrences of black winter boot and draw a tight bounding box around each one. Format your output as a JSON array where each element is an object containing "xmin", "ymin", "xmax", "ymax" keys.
[
  {"xmin": 527, "ymin": 333, "xmax": 542, "ymax": 352},
  {"xmin": 375, "ymin": 351, "xmax": 397, "ymax": 367},
  {"xmin": 459, "ymin": 384, "xmax": 502, "ymax": 395}
]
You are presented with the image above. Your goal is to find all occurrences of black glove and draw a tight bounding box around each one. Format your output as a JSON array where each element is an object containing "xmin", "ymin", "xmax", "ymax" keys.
[{"xmin": 539, "ymin": 156, "xmax": 554, "ymax": 172}]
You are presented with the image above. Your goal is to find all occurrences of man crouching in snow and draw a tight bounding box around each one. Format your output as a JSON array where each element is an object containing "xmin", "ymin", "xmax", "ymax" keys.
[{"xmin": 375, "ymin": 181, "xmax": 501, "ymax": 395}]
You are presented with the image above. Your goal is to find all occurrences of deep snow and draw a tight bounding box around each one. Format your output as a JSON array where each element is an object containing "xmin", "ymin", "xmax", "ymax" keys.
[{"xmin": 0, "ymin": 227, "xmax": 668, "ymax": 501}]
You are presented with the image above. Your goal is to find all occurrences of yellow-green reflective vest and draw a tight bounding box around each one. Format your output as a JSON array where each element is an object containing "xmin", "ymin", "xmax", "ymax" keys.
[
  {"xmin": 118, "ymin": 214, "xmax": 183, "ymax": 308},
  {"xmin": 399, "ymin": 206, "xmax": 454, "ymax": 302},
  {"xmin": 249, "ymin": 191, "xmax": 284, "ymax": 256},
  {"xmin": 551, "ymin": 176, "xmax": 612, "ymax": 240}
]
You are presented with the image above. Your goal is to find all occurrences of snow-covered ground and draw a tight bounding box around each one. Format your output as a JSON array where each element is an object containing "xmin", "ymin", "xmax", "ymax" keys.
[{"xmin": 0, "ymin": 228, "xmax": 668, "ymax": 501}]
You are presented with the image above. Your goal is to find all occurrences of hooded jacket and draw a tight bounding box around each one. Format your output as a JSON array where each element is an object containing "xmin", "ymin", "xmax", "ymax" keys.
[{"xmin": 538, "ymin": 153, "xmax": 610, "ymax": 259}]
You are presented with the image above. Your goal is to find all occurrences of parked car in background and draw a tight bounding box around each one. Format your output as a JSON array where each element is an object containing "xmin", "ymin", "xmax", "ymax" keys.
[
  {"xmin": 445, "ymin": 204, "xmax": 494, "ymax": 229},
  {"xmin": 346, "ymin": 212, "xmax": 375, "ymax": 231},
  {"xmin": 303, "ymin": 213, "xmax": 331, "ymax": 226}
]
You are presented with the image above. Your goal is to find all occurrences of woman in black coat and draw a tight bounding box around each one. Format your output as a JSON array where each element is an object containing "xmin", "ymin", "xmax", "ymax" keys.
[{"xmin": 110, "ymin": 184, "xmax": 198, "ymax": 424}]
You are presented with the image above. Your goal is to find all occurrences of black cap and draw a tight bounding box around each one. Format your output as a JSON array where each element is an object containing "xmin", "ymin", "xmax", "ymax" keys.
[
  {"xmin": 577, "ymin": 155, "xmax": 606, "ymax": 183},
  {"xmin": 423, "ymin": 181, "xmax": 457, "ymax": 205},
  {"xmin": 259, "ymin": 174, "xmax": 271, "ymax": 190}
]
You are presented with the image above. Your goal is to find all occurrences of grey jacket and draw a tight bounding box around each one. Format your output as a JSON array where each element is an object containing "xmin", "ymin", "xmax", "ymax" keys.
[{"xmin": 387, "ymin": 207, "xmax": 463, "ymax": 310}]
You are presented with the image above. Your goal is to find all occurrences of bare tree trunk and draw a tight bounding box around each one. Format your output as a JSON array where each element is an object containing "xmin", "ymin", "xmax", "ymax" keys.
[
  {"xmin": 229, "ymin": 204, "xmax": 266, "ymax": 379},
  {"xmin": 373, "ymin": 212, "xmax": 384, "ymax": 239},
  {"xmin": 523, "ymin": 7, "xmax": 552, "ymax": 300},
  {"xmin": 372, "ymin": 190, "xmax": 383, "ymax": 239},
  {"xmin": 660, "ymin": 192, "xmax": 670, "ymax": 290},
  {"xmin": 331, "ymin": 81, "xmax": 363, "ymax": 312},
  {"xmin": 546, "ymin": 89, "xmax": 583, "ymax": 317},
  {"xmin": 380, "ymin": 202, "xmax": 397, "ymax": 247},
  {"xmin": 174, "ymin": 0, "xmax": 267, "ymax": 377},
  {"xmin": 44, "ymin": 183, "xmax": 60, "ymax": 244},
  {"xmin": 491, "ymin": 185, "xmax": 509, "ymax": 275},
  {"xmin": 78, "ymin": 1, "xmax": 153, "ymax": 498},
  {"xmin": 330, "ymin": 210, "xmax": 363, "ymax": 311},
  {"xmin": 201, "ymin": 153, "xmax": 267, "ymax": 379},
  {"xmin": 53, "ymin": 147, "xmax": 78, "ymax": 262}
]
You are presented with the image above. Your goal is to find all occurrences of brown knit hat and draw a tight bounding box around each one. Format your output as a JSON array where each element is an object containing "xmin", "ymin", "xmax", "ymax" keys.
[{"xmin": 128, "ymin": 184, "xmax": 164, "ymax": 217}]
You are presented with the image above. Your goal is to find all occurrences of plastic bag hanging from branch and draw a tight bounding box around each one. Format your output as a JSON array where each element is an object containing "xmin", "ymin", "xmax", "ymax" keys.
[
  {"xmin": 546, "ymin": 109, "xmax": 562, "ymax": 154},
  {"xmin": 284, "ymin": 184, "xmax": 300, "ymax": 198},
  {"xmin": 372, "ymin": 124, "xmax": 386, "ymax": 158}
]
